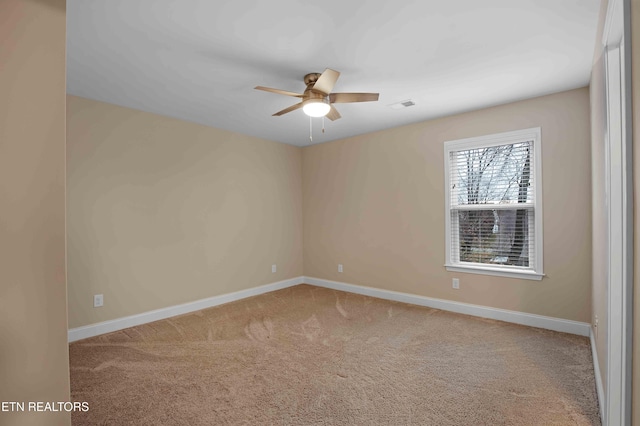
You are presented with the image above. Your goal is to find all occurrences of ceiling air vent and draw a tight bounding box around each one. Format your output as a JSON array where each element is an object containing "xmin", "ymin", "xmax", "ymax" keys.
[{"xmin": 389, "ymin": 99, "xmax": 415, "ymax": 109}]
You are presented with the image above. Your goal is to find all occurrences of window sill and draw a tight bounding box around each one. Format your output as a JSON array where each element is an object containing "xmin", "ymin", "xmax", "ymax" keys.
[{"xmin": 444, "ymin": 264, "xmax": 544, "ymax": 281}]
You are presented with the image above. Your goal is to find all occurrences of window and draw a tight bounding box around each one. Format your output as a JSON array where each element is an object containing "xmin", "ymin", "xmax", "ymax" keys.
[{"xmin": 444, "ymin": 128, "xmax": 543, "ymax": 280}]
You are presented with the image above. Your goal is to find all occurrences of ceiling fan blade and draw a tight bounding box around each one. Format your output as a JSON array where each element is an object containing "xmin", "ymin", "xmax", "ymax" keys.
[
  {"xmin": 312, "ymin": 68, "xmax": 340, "ymax": 94},
  {"xmin": 329, "ymin": 92, "xmax": 379, "ymax": 103},
  {"xmin": 255, "ymin": 86, "xmax": 303, "ymax": 98},
  {"xmin": 326, "ymin": 105, "xmax": 341, "ymax": 121},
  {"xmin": 273, "ymin": 102, "xmax": 304, "ymax": 116}
]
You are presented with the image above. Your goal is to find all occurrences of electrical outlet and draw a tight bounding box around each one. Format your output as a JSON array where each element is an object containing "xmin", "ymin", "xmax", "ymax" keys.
[
  {"xmin": 272, "ymin": 264, "xmax": 277, "ymax": 273},
  {"xmin": 594, "ymin": 315, "xmax": 599, "ymax": 338},
  {"xmin": 338, "ymin": 264, "xmax": 343, "ymax": 273},
  {"xmin": 93, "ymin": 294, "xmax": 104, "ymax": 308},
  {"xmin": 452, "ymin": 278, "xmax": 460, "ymax": 289}
]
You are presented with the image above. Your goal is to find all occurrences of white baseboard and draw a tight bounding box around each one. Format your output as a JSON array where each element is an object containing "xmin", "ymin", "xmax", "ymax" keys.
[
  {"xmin": 590, "ymin": 329, "xmax": 606, "ymax": 422},
  {"xmin": 70, "ymin": 275, "xmax": 591, "ymax": 342},
  {"xmin": 303, "ymin": 276, "xmax": 591, "ymax": 337},
  {"xmin": 68, "ymin": 276, "xmax": 304, "ymax": 342}
]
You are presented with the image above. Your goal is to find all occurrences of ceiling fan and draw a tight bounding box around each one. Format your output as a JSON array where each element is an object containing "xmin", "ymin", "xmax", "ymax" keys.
[{"xmin": 255, "ymin": 68, "xmax": 379, "ymax": 121}]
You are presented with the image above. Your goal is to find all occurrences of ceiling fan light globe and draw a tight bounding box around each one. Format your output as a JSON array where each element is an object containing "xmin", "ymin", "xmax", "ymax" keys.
[{"xmin": 303, "ymin": 99, "xmax": 331, "ymax": 117}]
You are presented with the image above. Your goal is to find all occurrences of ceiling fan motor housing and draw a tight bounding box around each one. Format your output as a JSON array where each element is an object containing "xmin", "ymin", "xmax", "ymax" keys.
[{"xmin": 303, "ymin": 73, "xmax": 323, "ymax": 87}]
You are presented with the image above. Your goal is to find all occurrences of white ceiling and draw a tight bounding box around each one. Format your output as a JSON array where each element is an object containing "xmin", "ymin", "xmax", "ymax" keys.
[{"xmin": 67, "ymin": 0, "xmax": 601, "ymax": 147}]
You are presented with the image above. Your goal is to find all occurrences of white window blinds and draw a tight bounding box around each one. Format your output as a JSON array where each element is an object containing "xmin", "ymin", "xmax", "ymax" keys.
[{"xmin": 444, "ymin": 128, "xmax": 543, "ymax": 280}]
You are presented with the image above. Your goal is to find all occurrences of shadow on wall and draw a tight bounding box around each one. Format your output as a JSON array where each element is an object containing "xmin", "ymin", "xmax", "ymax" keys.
[{"xmin": 27, "ymin": 0, "xmax": 65, "ymax": 12}]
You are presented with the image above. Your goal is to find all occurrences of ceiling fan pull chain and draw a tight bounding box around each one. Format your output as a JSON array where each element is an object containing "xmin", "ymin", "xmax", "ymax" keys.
[
  {"xmin": 309, "ymin": 116, "xmax": 313, "ymax": 142},
  {"xmin": 322, "ymin": 116, "xmax": 325, "ymax": 134}
]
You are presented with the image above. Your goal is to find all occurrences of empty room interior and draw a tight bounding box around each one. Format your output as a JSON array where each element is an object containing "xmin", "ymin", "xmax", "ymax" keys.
[{"xmin": 2, "ymin": 0, "xmax": 640, "ymax": 425}]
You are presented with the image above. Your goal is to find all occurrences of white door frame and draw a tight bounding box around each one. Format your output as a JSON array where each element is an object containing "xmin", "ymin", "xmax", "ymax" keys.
[{"xmin": 602, "ymin": 0, "xmax": 633, "ymax": 424}]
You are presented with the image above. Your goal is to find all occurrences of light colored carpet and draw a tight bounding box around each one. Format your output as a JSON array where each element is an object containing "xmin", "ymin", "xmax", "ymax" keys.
[{"xmin": 69, "ymin": 284, "xmax": 600, "ymax": 425}]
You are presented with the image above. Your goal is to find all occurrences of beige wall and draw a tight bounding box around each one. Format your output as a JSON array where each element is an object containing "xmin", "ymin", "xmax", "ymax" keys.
[
  {"xmin": 303, "ymin": 88, "xmax": 592, "ymax": 322},
  {"xmin": 590, "ymin": 0, "xmax": 610, "ymax": 405},
  {"xmin": 66, "ymin": 96, "xmax": 303, "ymax": 328},
  {"xmin": 632, "ymin": 0, "xmax": 640, "ymax": 423},
  {"xmin": 0, "ymin": 0, "xmax": 70, "ymax": 425}
]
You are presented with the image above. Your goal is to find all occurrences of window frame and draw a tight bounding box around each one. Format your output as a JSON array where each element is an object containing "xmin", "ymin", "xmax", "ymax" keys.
[{"xmin": 443, "ymin": 127, "xmax": 544, "ymax": 281}]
